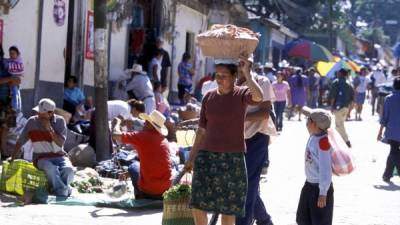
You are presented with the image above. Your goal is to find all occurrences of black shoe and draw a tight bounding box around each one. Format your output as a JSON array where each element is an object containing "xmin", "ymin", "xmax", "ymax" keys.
[
  {"xmin": 346, "ymin": 141, "xmax": 352, "ymax": 148},
  {"xmin": 383, "ymin": 176, "xmax": 391, "ymax": 183}
]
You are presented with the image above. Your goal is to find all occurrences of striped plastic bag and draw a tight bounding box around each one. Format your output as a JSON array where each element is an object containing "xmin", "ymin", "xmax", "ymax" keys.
[{"xmin": 327, "ymin": 128, "xmax": 355, "ymax": 176}]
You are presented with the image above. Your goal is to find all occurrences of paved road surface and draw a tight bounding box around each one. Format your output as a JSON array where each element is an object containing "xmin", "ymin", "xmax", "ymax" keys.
[{"xmin": 1, "ymin": 105, "xmax": 399, "ymax": 225}]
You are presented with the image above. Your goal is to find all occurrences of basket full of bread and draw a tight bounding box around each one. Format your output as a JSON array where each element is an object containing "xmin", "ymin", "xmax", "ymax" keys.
[{"xmin": 197, "ymin": 24, "xmax": 260, "ymax": 59}]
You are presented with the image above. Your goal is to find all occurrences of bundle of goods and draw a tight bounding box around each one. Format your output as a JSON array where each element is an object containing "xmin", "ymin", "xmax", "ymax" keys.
[{"xmin": 197, "ymin": 24, "xmax": 260, "ymax": 59}]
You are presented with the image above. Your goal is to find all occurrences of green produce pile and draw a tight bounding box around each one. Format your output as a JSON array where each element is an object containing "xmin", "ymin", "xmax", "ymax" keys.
[
  {"xmin": 163, "ymin": 184, "xmax": 191, "ymax": 201},
  {"xmin": 70, "ymin": 177, "xmax": 104, "ymax": 193}
]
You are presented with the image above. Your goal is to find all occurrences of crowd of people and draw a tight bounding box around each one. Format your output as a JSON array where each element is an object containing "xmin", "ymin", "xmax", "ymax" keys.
[{"xmin": 1, "ymin": 37, "xmax": 400, "ymax": 225}]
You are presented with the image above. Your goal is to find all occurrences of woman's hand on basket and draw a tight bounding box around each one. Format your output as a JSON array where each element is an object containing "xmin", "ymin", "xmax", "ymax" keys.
[{"xmin": 184, "ymin": 159, "xmax": 194, "ymax": 172}]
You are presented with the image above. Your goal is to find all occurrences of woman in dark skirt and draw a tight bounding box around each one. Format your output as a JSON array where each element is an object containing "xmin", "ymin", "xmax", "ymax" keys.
[{"xmin": 184, "ymin": 57, "xmax": 263, "ymax": 225}]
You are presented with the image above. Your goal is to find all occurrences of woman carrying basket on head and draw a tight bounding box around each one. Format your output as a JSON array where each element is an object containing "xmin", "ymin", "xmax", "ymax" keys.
[{"xmin": 184, "ymin": 56, "xmax": 263, "ymax": 225}]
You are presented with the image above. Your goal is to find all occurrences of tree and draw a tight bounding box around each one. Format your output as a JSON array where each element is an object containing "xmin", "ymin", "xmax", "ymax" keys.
[
  {"xmin": 94, "ymin": 0, "xmax": 110, "ymax": 162},
  {"xmin": 238, "ymin": 0, "xmax": 346, "ymax": 33},
  {"xmin": 349, "ymin": 0, "xmax": 400, "ymax": 44}
]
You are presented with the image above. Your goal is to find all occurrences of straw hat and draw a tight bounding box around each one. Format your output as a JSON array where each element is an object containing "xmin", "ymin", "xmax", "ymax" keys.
[{"xmin": 139, "ymin": 110, "xmax": 168, "ymax": 136}]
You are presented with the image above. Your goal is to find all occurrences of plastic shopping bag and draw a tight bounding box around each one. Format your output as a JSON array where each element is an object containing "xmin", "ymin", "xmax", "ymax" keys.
[{"xmin": 327, "ymin": 128, "xmax": 355, "ymax": 176}]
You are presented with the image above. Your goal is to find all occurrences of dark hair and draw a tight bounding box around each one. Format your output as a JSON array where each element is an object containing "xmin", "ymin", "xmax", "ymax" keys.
[
  {"xmin": 393, "ymin": 77, "xmax": 400, "ymax": 90},
  {"xmin": 154, "ymin": 49, "xmax": 163, "ymax": 57},
  {"xmin": 127, "ymin": 99, "xmax": 145, "ymax": 113},
  {"xmin": 153, "ymin": 81, "xmax": 162, "ymax": 90},
  {"xmin": 9, "ymin": 46, "xmax": 20, "ymax": 55},
  {"xmin": 0, "ymin": 43, "xmax": 4, "ymax": 59},
  {"xmin": 215, "ymin": 64, "xmax": 238, "ymax": 76},
  {"xmin": 182, "ymin": 52, "xmax": 191, "ymax": 62},
  {"xmin": 391, "ymin": 69, "xmax": 397, "ymax": 75},
  {"xmin": 338, "ymin": 68, "xmax": 349, "ymax": 77},
  {"xmin": 67, "ymin": 76, "xmax": 78, "ymax": 84}
]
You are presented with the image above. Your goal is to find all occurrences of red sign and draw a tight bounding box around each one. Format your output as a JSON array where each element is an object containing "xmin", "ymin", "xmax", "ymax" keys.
[
  {"xmin": 85, "ymin": 11, "xmax": 94, "ymax": 60},
  {"xmin": 0, "ymin": 19, "xmax": 3, "ymax": 45}
]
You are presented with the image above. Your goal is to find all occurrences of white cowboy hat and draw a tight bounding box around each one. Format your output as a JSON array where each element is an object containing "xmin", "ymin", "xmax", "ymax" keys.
[
  {"xmin": 126, "ymin": 64, "xmax": 146, "ymax": 74},
  {"xmin": 264, "ymin": 62, "xmax": 274, "ymax": 68},
  {"xmin": 139, "ymin": 111, "xmax": 168, "ymax": 136},
  {"xmin": 278, "ymin": 60, "xmax": 290, "ymax": 68}
]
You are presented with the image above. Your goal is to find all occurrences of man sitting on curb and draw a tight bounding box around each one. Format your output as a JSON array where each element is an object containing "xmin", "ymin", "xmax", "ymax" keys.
[
  {"xmin": 11, "ymin": 98, "xmax": 75, "ymax": 197},
  {"xmin": 112, "ymin": 110, "xmax": 175, "ymax": 199}
]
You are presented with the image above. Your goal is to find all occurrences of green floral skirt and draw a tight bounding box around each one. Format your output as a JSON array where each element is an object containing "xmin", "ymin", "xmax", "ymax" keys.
[{"xmin": 190, "ymin": 150, "xmax": 247, "ymax": 217}]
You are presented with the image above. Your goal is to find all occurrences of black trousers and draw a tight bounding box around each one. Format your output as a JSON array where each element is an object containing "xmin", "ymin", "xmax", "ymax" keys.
[
  {"xmin": 177, "ymin": 84, "xmax": 191, "ymax": 102},
  {"xmin": 383, "ymin": 140, "xmax": 400, "ymax": 179},
  {"xmin": 296, "ymin": 182, "xmax": 334, "ymax": 225}
]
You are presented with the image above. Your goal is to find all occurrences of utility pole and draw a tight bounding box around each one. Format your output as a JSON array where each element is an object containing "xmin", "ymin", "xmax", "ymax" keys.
[
  {"xmin": 328, "ymin": 0, "xmax": 334, "ymax": 52},
  {"xmin": 94, "ymin": 0, "xmax": 110, "ymax": 162}
]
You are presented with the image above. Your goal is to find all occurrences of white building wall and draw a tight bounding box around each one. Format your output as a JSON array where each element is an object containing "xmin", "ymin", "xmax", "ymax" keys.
[
  {"xmin": 39, "ymin": 0, "xmax": 70, "ymax": 83},
  {"xmin": 109, "ymin": 25, "xmax": 128, "ymax": 81},
  {"xmin": 1, "ymin": 0, "xmax": 39, "ymax": 89},
  {"xmin": 270, "ymin": 29, "xmax": 286, "ymax": 45},
  {"xmin": 172, "ymin": 4, "xmax": 207, "ymax": 92},
  {"xmin": 82, "ymin": 12, "xmax": 128, "ymax": 86}
]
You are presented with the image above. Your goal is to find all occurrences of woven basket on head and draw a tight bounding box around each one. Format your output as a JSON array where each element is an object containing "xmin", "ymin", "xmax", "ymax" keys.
[
  {"xmin": 197, "ymin": 36, "xmax": 258, "ymax": 59},
  {"xmin": 197, "ymin": 24, "xmax": 259, "ymax": 59},
  {"xmin": 162, "ymin": 198, "xmax": 195, "ymax": 225}
]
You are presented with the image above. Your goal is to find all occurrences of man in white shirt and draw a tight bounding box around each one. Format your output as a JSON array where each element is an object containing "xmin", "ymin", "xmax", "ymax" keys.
[
  {"xmin": 236, "ymin": 57, "xmax": 276, "ymax": 225},
  {"xmin": 126, "ymin": 64, "xmax": 156, "ymax": 114},
  {"xmin": 353, "ymin": 67, "xmax": 371, "ymax": 121},
  {"xmin": 370, "ymin": 65, "xmax": 392, "ymax": 115},
  {"xmin": 264, "ymin": 62, "xmax": 277, "ymax": 83},
  {"xmin": 148, "ymin": 50, "xmax": 163, "ymax": 83}
]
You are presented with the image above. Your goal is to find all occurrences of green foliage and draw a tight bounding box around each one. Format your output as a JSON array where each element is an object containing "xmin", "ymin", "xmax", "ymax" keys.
[
  {"xmin": 360, "ymin": 27, "xmax": 390, "ymax": 45},
  {"xmin": 70, "ymin": 177, "xmax": 104, "ymax": 194},
  {"xmin": 163, "ymin": 184, "xmax": 191, "ymax": 201},
  {"xmin": 350, "ymin": 0, "xmax": 400, "ymax": 44},
  {"xmin": 239, "ymin": 0, "xmax": 344, "ymax": 32}
]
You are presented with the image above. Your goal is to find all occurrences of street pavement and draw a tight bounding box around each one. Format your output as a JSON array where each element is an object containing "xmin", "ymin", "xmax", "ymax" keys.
[{"xmin": 1, "ymin": 104, "xmax": 399, "ymax": 225}]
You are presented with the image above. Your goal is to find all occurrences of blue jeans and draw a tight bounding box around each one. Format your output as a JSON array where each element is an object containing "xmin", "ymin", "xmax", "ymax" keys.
[
  {"xmin": 236, "ymin": 133, "xmax": 272, "ymax": 225},
  {"xmin": 37, "ymin": 156, "xmax": 74, "ymax": 197},
  {"xmin": 128, "ymin": 160, "xmax": 177, "ymax": 199},
  {"xmin": 274, "ymin": 101, "xmax": 286, "ymax": 130}
]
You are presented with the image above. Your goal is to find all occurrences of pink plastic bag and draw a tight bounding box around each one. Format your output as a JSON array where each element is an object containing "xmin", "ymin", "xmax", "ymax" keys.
[{"xmin": 327, "ymin": 128, "xmax": 355, "ymax": 176}]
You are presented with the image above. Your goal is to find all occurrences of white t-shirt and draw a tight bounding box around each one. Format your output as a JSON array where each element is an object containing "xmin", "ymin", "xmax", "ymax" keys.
[
  {"xmin": 201, "ymin": 80, "xmax": 218, "ymax": 96},
  {"xmin": 266, "ymin": 72, "xmax": 277, "ymax": 83},
  {"xmin": 355, "ymin": 76, "xmax": 370, "ymax": 93},
  {"xmin": 148, "ymin": 57, "xmax": 162, "ymax": 81},
  {"xmin": 126, "ymin": 74, "xmax": 154, "ymax": 100},
  {"xmin": 244, "ymin": 74, "xmax": 276, "ymax": 139},
  {"xmin": 372, "ymin": 71, "xmax": 391, "ymax": 87},
  {"xmin": 107, "ymin": 100, "xmax": 132, "ymax": 120}
]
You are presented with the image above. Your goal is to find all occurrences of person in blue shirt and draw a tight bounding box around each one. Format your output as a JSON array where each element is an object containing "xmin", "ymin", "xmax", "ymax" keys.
[
  {"xmin": 377, "ymin": 77, "xmax": 400, "ymax": 182},
  {"xmin": 177, "ymin": 52, "xmax": 194, "ymax": 104},
  {"xmin": 63, "ymin": 76, "xmax": 85, "ymax": 117}
]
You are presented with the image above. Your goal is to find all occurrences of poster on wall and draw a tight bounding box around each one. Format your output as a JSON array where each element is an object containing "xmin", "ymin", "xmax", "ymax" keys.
[
  {"xmin": 85, "ymin": 11, "xmax": 94, "ymax": 60},
  {"xmin": 0, "ymin": 19, "xmax": 3, "ymax": 45},
  {"xmin": 53, "ymin": 0, "xmax": 66, "ymax": 26}
]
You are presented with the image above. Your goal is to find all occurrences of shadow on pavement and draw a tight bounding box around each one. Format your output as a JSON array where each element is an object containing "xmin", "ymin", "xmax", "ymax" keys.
[
  {"xmin": 90, "ymin": 208, "xmax": 162, "ymax": 218},
  {"xmin": 373, "ymin": 183, "xmax": 400, "ymax": 191}
]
